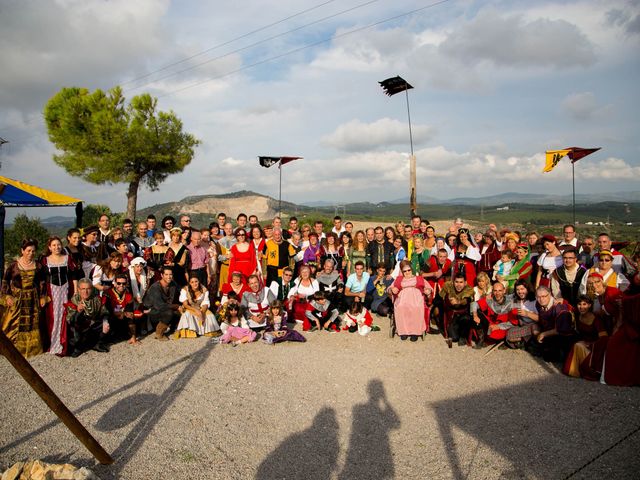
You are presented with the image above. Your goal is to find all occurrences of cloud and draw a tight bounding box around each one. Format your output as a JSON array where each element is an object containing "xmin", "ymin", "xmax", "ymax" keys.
[
  {"xmin": 561, "ymin": 92, "xmax": 613, "ymax": 121},
  {"xmin": 321, "ymin": 118, "xmax": 435, "ymax": 152}
]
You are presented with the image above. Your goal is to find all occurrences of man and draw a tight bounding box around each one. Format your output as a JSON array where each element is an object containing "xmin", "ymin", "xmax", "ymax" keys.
[
  {"xmin": 367, "ymin": 226, "xmax": 393, "ymax": 271},
  {"xmin": 216, "ymin": 212, "xmax": 227, "ymax": 228},
  {"xmin": 104, "ymin": 273, "xmax": 138, "ymax": 345},
  {"xmin": 594, "ymin": 233, "xmax": 637, "ymax": 278},
  {"xmin": 331, "ymin": 216, "xmax": 346, "ymax": 236},
  {"xmin": 236, "ymin": 213, "xmax": 249, "ymax": 231},
  {"xmin": 313, "ymin": 220, "xmax": 326, "ymax": 241},
  {"xmin": 98, "ymin": 214, "xmax": 111, "ymax": 245},
  {"xmin": 265, "ymin": 228, "xmax": 292, "ymax": 286},
  {"xmin": 532, "ymin": 286, "xmax": 575, "ymax": 361},
  {"xmin": 143, "ymin": 266, "xmax": 180, "ymax": 340},
  {"xmin": 187, "ymin": 230, "xmax": 209, "ymax": 287},
  {"xmin": 132, "ymin": 221, "xmax": 153, "ymax": 257},
  {"xmin": 122, "ymin": 218, "xmax": 135, "ymax": 243},
  {"xmin": 439, "ymin": 274, "xmax": 474, "ymax": 347},
  {"xmin": 273, "ymin": 216, "xmax": 283, "ymax": 230},
  {"xmin": 471, "ymin": 282, "xmax": 517, "ymax": 348},
  {"xmin": 344, "ymin": 222, "xmax": 354, "ymax": 235},
  {"xmin": 288, "ymin": 217, "xmax": 299, "ymax": 236},
  {"xmin": 316, "ymin": 258, "xmax": 344, "ymax": 310},
  {"xmin": 269, "ymin": 266, "xmax": 296, "ymax": 302},
  {"xmin": 65, "ymin": 278, "xmax": 111, "ymax": 357},
  {"xmin": 344, "ymin": 261, "xmax": 370, "ymax": 310},
  {"xmin": 218, "ymin": 222, "xmax": 237, "ymax": 288},
  {"xmin": 426, "ymin": 249, "xmax": 453, "ymax": 329},
  {"xmin": 248, "ymin": 214, "xmax": 259, "ymax": 227},
  {"xmin": 366, "ymin": 265, "xmax": 393, "ymax": 316},
  {"xmin": 558, "ymin": 224, "xmax": 579, "ymax": 252},
  {"xmin": 146, "ymin": 214, "xmax": 157, "ymax": 238},
  {"xmin": 551, "ymin": 248, "xmax": 587, "ymax": 308},
  {"xmin": 577, "ymin": 235, "xmax": 595, "ymax": 269},
  {"xmin": 588, "ymin": 272, "xmax": 623, "ymax": 335},
  {"xmin": 411, "ymin": 215, "xmax": 422, "ymax": 234},
  {"xmin": 402, "ymin": 225, "xmax": 414, "ymax": 259},
  {"xmin": 365, "ymin": 227, "xmax": 375, "ymax": 244},
  {"xmin": 241, "ymin": 274, "xmax": 275, "ymax": 330}
]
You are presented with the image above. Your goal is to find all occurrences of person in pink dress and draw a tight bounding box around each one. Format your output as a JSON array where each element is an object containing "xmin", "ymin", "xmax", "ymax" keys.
[{"xmin": 390, "ymin": 260, "xmax": 431, "ymax": 341}]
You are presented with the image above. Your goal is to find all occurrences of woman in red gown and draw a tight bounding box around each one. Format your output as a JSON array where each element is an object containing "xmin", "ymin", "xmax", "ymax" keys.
[{"xmin": 228, "ymin": 228, "xmax": 257, "ymax": 284}]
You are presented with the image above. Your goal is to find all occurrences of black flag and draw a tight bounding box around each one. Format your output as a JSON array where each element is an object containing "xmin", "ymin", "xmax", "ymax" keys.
[
  {"xmin": 259, "ymin": 156, "xmax": 281, "ymax": 168},
  {"xmin": 379, "ymin": 76, "xmax": 413, "ymax": 96}
]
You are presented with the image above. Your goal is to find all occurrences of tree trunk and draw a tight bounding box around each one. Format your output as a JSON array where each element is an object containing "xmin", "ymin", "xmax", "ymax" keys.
[{"xmin": 126, "ymin": 177, "xmax": 140, "ymax": 221}]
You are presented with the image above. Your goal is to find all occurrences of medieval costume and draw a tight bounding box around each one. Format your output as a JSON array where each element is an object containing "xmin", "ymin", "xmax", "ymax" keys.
[
  {"xmin": 439, "ymin": 280, "xmax": 474, "ymax": 345},
  {"xmin": 241, "ymin": 287, "xmax": 276, "ymax": 330},
  {"xmin": 65, "ymin": 291, "xmax": 110, "ymax": 357},
  {"xmin": 175, "ymin": 287, "xmax": 220, "ymax": 338},
  {"xmin": 42, "ymin": 254, "xmax": 78, "ymax": 356}
]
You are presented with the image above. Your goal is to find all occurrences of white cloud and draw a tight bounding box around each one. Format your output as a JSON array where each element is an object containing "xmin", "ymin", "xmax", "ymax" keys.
[
  {"xmin": 321, "ymin": 118, "xmax": 435, "ymax": 152},
  {"xmin": 561, "ymin": 92, "xmax": 613, "ymax": 121}
]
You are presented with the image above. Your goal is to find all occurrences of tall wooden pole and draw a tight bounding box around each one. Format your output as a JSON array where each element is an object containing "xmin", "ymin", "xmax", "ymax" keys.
[
  {"xmin": 572, "ymin": 162, "xmax": 576, "ymax": 226},
  {"xmin": 405, "ymin": 86, "xmax": 417, "ymax": 217},
  {"xmin": 278, "ymin": 160, "xmax": 282, "ymax": 218},
  {"xmin": 0, "ymin": 330, "xmax": 114, "ymax": 464}
]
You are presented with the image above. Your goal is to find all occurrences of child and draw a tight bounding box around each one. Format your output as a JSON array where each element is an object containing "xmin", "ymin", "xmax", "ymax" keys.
[
  {"xmin": 219, "ymin": 303, "xmax": 256, "ymax": 346},
  {"xmin": 264, "ymin": 300, "xmax": 306, "ymax": 344},
  {"xmin": 493, "ymin": 250, "xmax": 515, "ymax": 288},
  {"xmin": 304, "ymin": 291, "xmax": 340, "ymax": 331},
  {"xmin": 343, "ymin": 302, "xmax": 379, "ymax": 336}
]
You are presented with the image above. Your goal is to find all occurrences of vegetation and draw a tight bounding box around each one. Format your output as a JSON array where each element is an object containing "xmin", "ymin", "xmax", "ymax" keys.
[
  {"xmin": 4, "ymin": 214, "xmax": 50, "ymax": 258},
  {"xmin": 44, "ymin": 86, "xmax": 200, "ymax": 220}
]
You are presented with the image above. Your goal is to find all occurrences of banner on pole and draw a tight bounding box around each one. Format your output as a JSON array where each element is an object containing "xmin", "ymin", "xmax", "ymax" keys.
[{"xmin": 543, "ymin": 147, "xmax": 601, "ymax": 173}]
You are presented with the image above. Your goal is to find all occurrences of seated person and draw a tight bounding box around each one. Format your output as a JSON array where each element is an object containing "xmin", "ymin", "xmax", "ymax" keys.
[
  {"xmin": 142, "ymin": 266, "xmax": 180, "ymax": 341},
  {"xmin": 104, "ymin": 272, "xmax": 139, "ymax": 345},
  {"xmin": 65, "ymin": 278, "xmax": 111, "ymax": 357},
  {"xmin": 471, "ymin": 282, "xmax": 517, "ymax": 348},
  {"xmin": 366, "ymin": 265, "xmax": 394, "ymax": 316},
  {"xmin": 439, "ymin": 274, "xmax": 474, "ymax": 347},
  {"xmin": 305, "ymin": 291, "xmax": 340, "ymax": 332},
  {"xmin": 241, "ymin": 274, "xmax": 276, "ymax": 330},
  {"xmin": 343, "ymin": 261, "xmax": 370, "ymax": 311},
  {"xmin": 316, "ymin": 258, "xmax": 344, "ymax": 310},
  {"xmin": 263, "ymin": 300, "xmax": 306, "ymax": 343},
  {"xmin": 343, "ymin": 301, "xmax": 378, "ymax": 336},
  {"xmin": 175, "ymin": 275, "xmax": 221, "ymax": 338},
  {"xmin": 505, "ymin": 280, "xmax": 539, "ymax": 349},
  {"xmin": 588, "ymin": 272, "xmax": 623, "ymax": 335},
  {"xmin": 220, "ymin": 303, "xmax": 256, "ymax": 346},
  {"xmin": 531, "ymin": 286, "xmax": 576, "ymax": 362}
]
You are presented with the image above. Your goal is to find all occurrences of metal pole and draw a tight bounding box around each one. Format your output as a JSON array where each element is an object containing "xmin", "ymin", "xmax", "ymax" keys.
[
  {"xmin": 0, "ymin": 330, "xmax": 114, "ymax": 464},
  {"xmin": 278, "ymin": 160, "xmax": 282, "ymax": 218},
  {"xmin": 405, "ymin": 85, "xmax": 417, "ymax": 217},
  {"xmin": 572, "ymin": 162, "xmax": 576, "ymax": 226}
]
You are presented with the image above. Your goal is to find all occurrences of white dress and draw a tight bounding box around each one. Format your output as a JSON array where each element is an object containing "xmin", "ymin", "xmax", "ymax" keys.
[{"xmin": 175, "ymin": 288, "xmax": 220, "ymax": 337}]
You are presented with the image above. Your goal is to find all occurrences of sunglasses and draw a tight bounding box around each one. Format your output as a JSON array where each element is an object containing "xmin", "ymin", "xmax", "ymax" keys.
[
  {"xmin": 115, "ymin": 282, "xmax": 127, "ymax": 286},
  {"xmin": 402, "ymin": 269, "xmax": 411, "ymax": 273},
  {"xmin": 236, "ymin": 233, "xmax": 246, "ymax": 237},
  {"xmin": 599, "ymin": 258, "xmax": 612, "ymax": 262}
]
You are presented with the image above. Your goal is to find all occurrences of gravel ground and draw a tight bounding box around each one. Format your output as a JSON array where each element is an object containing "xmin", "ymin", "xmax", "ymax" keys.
[{"xmin": 1, "ymin": 317, "xmax": 639, "ymax": 480}]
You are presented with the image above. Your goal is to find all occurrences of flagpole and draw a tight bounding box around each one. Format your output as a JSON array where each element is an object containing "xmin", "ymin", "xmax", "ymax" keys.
[
  {"xmin": 405, "ymin": 85, "xmax": 417, "ymax": 217},
  {"xmin": 572, "ymin": 162, "xmax": 576, "ymax": 226},
  {"xmin": 279, "ymin": 160, "xmax": 282, "ymax": 218}
]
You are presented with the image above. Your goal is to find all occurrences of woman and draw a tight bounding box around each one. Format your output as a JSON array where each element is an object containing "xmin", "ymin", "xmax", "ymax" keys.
[
  {"xmin": 410, "ymin": 235, "xmax": 430, "ymax": 275},
  {"xmin": 175, "ymin": 276, "xmax": 221, "ymax": 338},
  {"xmin": 288, "ymin": 265, "xmax": 319, "ymax": 324},
  {"xmin": 580, "ymin": 250, "xmax": 630, "ymax": 295},
  {"xmin": 338, "ymin": 232, "xmax": 352, "ymax": 280},
  {"xmin": 144, "ymin": 230, "xmax": 170, "ymax": 283},
  {"xmin": 228, "ymin": 228, "xmax": 258, "ymax": 284},
  {"xmin": 419, "ymin": 221, "xmax": 429, "ymax": 237},
  {"xmin": 300, "ymin": 223, "xmax": 312, "ymax": 248},
  {"xmin": 321, "ymin": 232, "xmax": 342, "ymax": 274},
  {"xmin": 563, "ymin": 295, "xmax": 608, "ymax": 379},
  {"xmin": 452, "ymin": 229, "xmax": 481, "ymax": 287},
  {"xmin": 502, "ymin": 233, "xmax": 519, "ymax": 253},
  {"xmin": 504, "ymin": 279, "xmax": 539, "ymax": 348},
  {"xmin": 250, "ymin": 225, "xmax": 266, "ymax": 278},
  {"xmin": 220, "ymin": 271, "xmax": 248, "ymax": 304},
  {"xmin": 478, "ymin": 231, "xmax": 501, "ymax": 278},
  {"xmin": 499, "ymin": 243, "xmax": 533, "ymax": 293},
  {"xmin": 91, "ymin": 252, "xmax": 123, "ymax": 294},
  {"xmin": 384, "ymin": 226, "xmax": 396, "ymax": 245},
  {"xmin": 423, "ymin": 225, "xmax": 437, "ymax": 257},
  {"xmin": 207, "ymin": 224, "xmax": 222, "ymax": 297},
  {"xmin": 1, "ymin": 239, "xmax": 47, "ymax": 358},
  {"xmin": 64, "ymin": 228, "xmax": 85, "ymax": 282},
  {"xmin": 351, "ymin": 230, "xmax": 369, "ymax": 273},
  {"xmin": 535, "ymin": 235, "xmax": 563, "ymax": 289},
  {"xmin": 42, "ymin": 237, "xmax": 78, "ymax": 356},
  {"xmin": 390, "ymin": 260, "xmax": 429, "ymax": 342},
  {"xmin": 391, "ymin": 237, "xmax": 407, "ymax": 276},
  {"xmin": 128, "ymin": 257, "xmax": 148, "ymax": 309},
  {"xmin": 303, "ymin": 232, "xmax": 323, "ymax": 271},
  {"xmin": 167, "ymin": 227, "xmax": 190, "ymax": 287},
  {"xmin": 394, "ymin": 221, "xmax": 405, "ymax": 238},
  {"xmin": 473, "ymin": 272, "xmax": 492, "ymax": 302}
]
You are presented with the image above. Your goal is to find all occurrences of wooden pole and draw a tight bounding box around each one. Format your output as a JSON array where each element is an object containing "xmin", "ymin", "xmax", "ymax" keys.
[
  {"xmin": 404, "ymin": 85, "xmax": 417, "ymax": 217},
  {"xmin": 0, "ymin": 329, "xmax": 114, "ymax": 464}
]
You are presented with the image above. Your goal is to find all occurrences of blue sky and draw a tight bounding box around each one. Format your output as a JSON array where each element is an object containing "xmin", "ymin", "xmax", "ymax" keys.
[{"xmin": 0, "ymin": 0, "xmax": 638, "ymax": 219}]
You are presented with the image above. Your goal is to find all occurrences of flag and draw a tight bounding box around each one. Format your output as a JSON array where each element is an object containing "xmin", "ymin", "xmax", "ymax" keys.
[
  {"xmin": 543, "ymin": 147, "xmax": 600, "ymax": 172},
  {"xmin": 379, "ymin": 76, "xmax": 413, "ymax": 96},
  {"xmin": 258, "ymin": 156, "xmax": 302, "ymax": 168}
]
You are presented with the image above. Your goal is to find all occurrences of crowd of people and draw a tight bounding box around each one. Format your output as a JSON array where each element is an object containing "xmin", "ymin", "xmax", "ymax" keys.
[{"xmin": 1, "ymin": 211, "xmax": 638, "ymax": 386}]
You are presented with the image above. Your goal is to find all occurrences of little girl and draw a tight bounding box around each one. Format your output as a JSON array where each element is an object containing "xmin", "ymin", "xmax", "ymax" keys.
[
  {"xmin": 493, "ymin": 250, "xmax": 515, "ymax": 288},
  {"xmin": 343, "ymin": 302, "xmax": 379, "ymax": 336},
  {"xmin": 220, "ymin": 303, "xmax": 256, "ymax": 346},
  {"xmin": 263, "ymin": 301, "xmax": 306, "ymax": 344}
]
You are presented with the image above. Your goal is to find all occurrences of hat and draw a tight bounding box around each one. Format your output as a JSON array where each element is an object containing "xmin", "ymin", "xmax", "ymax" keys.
[
  {"xmin": 598, "ymin": 250, "xmax": 613, "ymax": 258},
  {"xmin": 231, "ymin": 271, "xmax": 243, "ymax": 278},
  {"xmin": 504, "ymin": 232, "xmax": 519, "ymax": 243},
  {"xmin": 130, "ymin": 257, "xmax": 146, "ymax": 267},
  {"xmin": 589, "ymin": 272, "xmax": 604, "ymax": 280},
  {"xmin": 516, "ymin": 242, "xmax": 529, "ymax": 250},
  {"xmin": 541, "ymin": 234, "xmax": 557, "ymax": 244},
  {"xmin": 83, "ymin": 225, "xmax": 99, "ymax": 235},
  {"xmin": 169, "ymin": 227, "xmax": 183, "ymax": 234}
]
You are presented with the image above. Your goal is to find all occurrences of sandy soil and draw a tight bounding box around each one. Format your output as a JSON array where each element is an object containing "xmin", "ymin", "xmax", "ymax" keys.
[{"xmin": 1, "ymin": 319, "xmax": 639, "ymax": 480}]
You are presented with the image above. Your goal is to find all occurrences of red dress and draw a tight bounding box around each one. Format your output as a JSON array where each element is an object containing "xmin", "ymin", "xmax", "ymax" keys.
[{"xmin": 228, "ymin": 244, "xmax": 258, "ymax": 283}]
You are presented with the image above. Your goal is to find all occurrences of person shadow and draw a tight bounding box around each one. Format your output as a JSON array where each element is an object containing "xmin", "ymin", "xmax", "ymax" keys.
[
  {"xmin": 338, "ymin": 379, "xmax": 400, "ymax": 480},
  {"xmin": 255, "ymin": 407, "xmax": 339, "ymax": 480}
]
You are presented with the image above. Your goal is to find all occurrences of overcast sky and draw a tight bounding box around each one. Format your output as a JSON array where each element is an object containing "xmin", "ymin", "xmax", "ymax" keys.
[{"xmin": 1, "ymin": 0, "xmax": 639, "ymax": 218}]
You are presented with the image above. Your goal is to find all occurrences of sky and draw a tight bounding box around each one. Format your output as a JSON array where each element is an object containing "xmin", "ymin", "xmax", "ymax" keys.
[{"xmin": 0, "ymin": 0, "xmax": 639, "ymax": 219}]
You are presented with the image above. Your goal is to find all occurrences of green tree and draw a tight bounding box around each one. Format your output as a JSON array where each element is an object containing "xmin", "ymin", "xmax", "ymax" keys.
[
  {"xmin": 44, "ymin": 87, "xmax": 200, "ymax": 220},
  {"xmin": 5, "ymin": 214, "xmax": 51, "ymax": 258}
]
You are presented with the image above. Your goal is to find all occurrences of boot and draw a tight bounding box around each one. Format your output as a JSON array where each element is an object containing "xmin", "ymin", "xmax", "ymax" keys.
[
  {"xmin": 155, "ymin": 322, "xmax": 169, "ymax": 341},
  {"xmin": 473, "ymin": 328, "xmax": 486, "ymax": 349}
]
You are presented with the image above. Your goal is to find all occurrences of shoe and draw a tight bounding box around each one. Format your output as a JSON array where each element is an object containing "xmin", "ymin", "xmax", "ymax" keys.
[
  {"xmin": 92, "ymin": 343, "xmax": 109, "ymax": 353},
  {"xmin": 410, "ymin": 335, "xmax": 418, "ymax": 342},
  {"xmin": 341, "ymin": 326, "xmax": 350, "ymax": 331},
  {"xmin": 155, "ymin": 322, "xmax": 170, "ymax": 341},
  {"xmin": 446, "ymin": 338, "xmax": 453, "ymax": 348},
  {"xmin": 348, "ymin": 325, "xmax": 358, "ymax": 333},
  {"xmin": 310, "ymin": 326, "xmax": 318, "ymax": 332},
  {"xmin": 458, "ymin": 338, "xmax": 467, "ymax": 347},
  {"xmin": 70, "ymin": 349, "xmax": 82, "ymax": 358},
  {"xmin": 371, "ymin": 325, "xmax": 380, "ymax": 332},
  {"xmin": 400, "ymin": 335, "xmax": 408, "ymax": 341},
  {"xmin": 428, "ymin": 327, "xmax": 440, "ymax": 335},
  {"xmin": 330, "ymin": 324, "xmax": 339, "ymax": 332}
]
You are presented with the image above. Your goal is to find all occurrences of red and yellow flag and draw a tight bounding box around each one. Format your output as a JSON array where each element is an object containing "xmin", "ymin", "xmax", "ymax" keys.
[{"xmin": 543, "ymin": 147, "xmax": 601, "ymax": 173}]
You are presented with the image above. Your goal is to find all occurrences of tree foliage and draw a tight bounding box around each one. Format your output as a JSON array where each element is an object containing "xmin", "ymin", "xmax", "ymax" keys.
[
  {"xmin": 5, "ymin": 214, "xmax": 51, "ymax": 258},
  {"xmin": 44, "ymin": 87, "xmax": 200, "ymax": 220}
]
